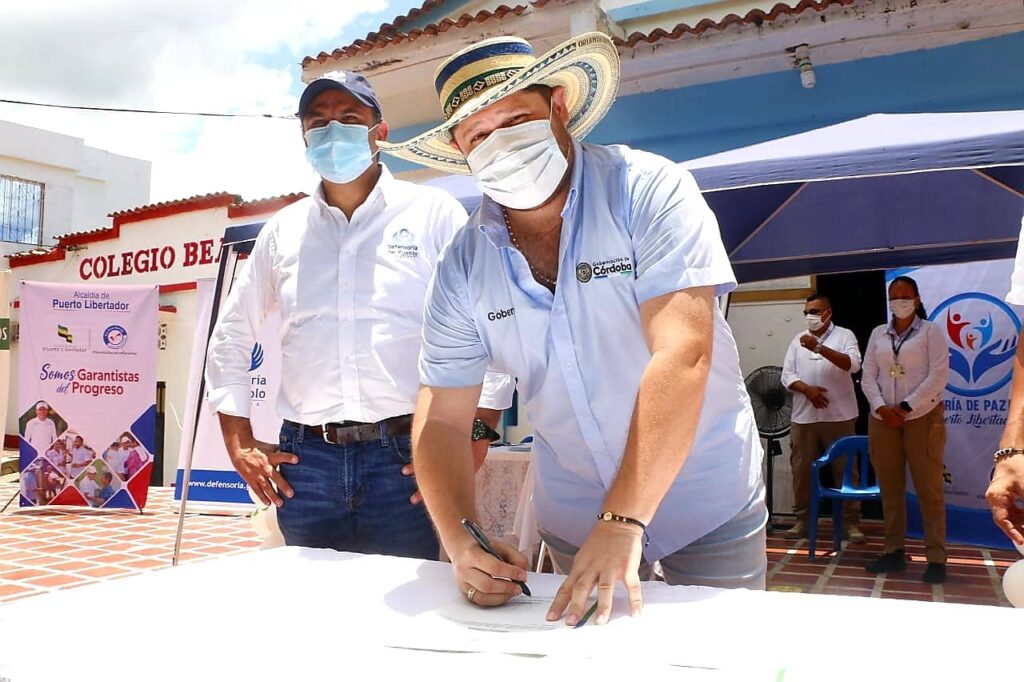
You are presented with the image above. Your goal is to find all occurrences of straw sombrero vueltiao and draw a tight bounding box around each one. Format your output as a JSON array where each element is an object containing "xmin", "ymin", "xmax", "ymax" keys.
[{"xmin": 377, "ymin": 31, "xmax": 620, "ymax": 175}]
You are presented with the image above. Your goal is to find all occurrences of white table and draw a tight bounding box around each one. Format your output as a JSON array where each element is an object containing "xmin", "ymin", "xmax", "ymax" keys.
[{"xmin": 0, "ymin": 547, "xmax": 1019, "ymax": 681}]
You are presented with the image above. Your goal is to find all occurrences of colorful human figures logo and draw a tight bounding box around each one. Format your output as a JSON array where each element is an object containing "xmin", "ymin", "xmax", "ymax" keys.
[{"xmin": 932, "ymin": 292, "xmax": 1021, "ymax": 397}]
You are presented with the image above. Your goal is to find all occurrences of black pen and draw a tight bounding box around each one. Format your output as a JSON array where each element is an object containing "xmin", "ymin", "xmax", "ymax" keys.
[
  {"xmin": 461, "ymin": 518, "xmax": 532, "ymax": 596},
  {"xmin": 574, "ymin": 601, "xmax": 599, "ymax": 629}
]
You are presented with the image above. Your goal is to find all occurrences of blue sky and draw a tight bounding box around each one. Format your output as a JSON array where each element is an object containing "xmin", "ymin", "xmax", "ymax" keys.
[{"xmin": 0, "ymin": 1, "xmax": 426, "ymax": 206}]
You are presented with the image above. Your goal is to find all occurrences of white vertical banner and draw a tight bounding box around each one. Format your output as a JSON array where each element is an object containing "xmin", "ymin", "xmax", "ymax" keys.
[
  {"xmin": 18, "ymin": 281, "xmax": 158, "ymax": 509},
  {"xmin": 174, "ymin": 279, "xmax": 281, "ymax": 512},
  {"xmin": 887, "ymin": 260, "xmax": 1019, "ymax": 548},
  {"xmin": 0, "ymin": 271, "xmax": 11, "ymax": 451}
]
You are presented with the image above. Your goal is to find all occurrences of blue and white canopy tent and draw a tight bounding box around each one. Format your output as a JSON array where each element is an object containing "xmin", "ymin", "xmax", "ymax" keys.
[
  {"xmin": 683, "ymin": 111, "xmax": 1024, "ymax": 283},
  {"xmin": 428, "ymin": 110, "xmax": 1024, "ymax": 282}
]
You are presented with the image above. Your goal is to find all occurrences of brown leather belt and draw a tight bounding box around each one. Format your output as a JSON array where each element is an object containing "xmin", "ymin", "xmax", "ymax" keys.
[{"xmin": 285, "ymin": 414, "xmax": 413, "ymax": 445}]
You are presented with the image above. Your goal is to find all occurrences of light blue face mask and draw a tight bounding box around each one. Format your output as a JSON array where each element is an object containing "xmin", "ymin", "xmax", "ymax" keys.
[{"xmin": 304, "ymin": 120, "xmax": 380, "ymax": 184}]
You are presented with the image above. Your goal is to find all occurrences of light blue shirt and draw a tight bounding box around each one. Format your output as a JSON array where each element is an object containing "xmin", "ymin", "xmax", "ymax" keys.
[{"xmin": 420, "ymin": 142, "xmax": 763, "ymax": 559}]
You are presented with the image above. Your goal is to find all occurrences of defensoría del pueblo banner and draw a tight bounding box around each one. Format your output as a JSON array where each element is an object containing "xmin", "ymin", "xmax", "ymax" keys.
[{"xmin": 18, "ymin": 281, "xmax": 158, "ymax": 509}]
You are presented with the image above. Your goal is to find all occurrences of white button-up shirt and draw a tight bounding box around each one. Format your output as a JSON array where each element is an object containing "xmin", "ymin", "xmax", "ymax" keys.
[
  {"xmin": 419, "ymin": 142, "xmax": 762, "ymax": 560},
  {"xmin": 862, "ymin": 316, "xmax": 949, "ymax": 420},
  {"xmin": 207, "ymin": 166, "xmax": 512, "ymax": 425},
  {"xmin": 781, "ymin": 324, "xmax": 862, "ymax": 424}
]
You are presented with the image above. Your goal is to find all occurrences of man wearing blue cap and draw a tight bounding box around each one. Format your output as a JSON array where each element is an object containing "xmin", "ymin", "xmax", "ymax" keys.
[{"xmin": 206, "ymin": 71, "xmax": 512, "ymax": 558}]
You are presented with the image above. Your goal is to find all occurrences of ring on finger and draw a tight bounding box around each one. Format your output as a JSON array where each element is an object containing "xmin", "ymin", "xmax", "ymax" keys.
[{"xmin": 466, "ymin": 586, "xmax": 477, "ymax": 603}]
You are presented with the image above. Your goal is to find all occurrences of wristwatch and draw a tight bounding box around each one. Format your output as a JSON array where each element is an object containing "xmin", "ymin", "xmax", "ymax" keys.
[
  {"xmin": 899, "ymin": 401, "xmax": 913, "ymax": 413},
  {"xmin": 814, "ymin": 340, "xmax": 824, "ymax": 354},
  {"xmin": 471, "ymin": 418, "xmax": 501, "ymax": 442},
  {"xmin": 993, "ymin": 447, "xmax": 1024, "ymax": 463}
]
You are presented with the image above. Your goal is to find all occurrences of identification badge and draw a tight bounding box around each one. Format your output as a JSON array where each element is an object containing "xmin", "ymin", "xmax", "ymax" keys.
[
  {"xmin": 809, "ymin": 352, "xmax": 823, "ymax": 361},
  {"xmin": 890, "ymin": 364, "xmax": 906, "ymax": 378}
]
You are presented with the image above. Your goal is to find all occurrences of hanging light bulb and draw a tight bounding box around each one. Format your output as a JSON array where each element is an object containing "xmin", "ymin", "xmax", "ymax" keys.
[{"xmin": 793, "ymin": 44, "xmax": 816, "ymax": 89}]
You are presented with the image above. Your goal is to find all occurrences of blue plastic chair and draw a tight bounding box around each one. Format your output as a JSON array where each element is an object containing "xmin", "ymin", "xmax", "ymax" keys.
[{"xmin": 808, "ymin": 435, "xmax": 881, "ymax": 559}]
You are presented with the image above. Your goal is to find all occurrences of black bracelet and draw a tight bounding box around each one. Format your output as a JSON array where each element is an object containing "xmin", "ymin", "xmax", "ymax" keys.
[{"xmin": 598, "ymin": 511, "xmax": 650, "ymax": 547}]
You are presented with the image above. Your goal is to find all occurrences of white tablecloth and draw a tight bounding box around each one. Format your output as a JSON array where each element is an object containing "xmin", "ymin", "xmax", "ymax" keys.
[{"xmin": 0, "ymin": 547, "xmax": 1019, "ymax": 682}]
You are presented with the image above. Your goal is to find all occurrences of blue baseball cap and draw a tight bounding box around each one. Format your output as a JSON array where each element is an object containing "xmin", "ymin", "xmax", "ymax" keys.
[{"xmin": 297, "ymin": 70, "xmax": 382, "ymax": 119}]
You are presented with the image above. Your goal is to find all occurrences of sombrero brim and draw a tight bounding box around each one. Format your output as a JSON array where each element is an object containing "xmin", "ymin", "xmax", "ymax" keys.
[{"xmin": 377, "ymin": 32, "xmax": 620, "ymax": 175}]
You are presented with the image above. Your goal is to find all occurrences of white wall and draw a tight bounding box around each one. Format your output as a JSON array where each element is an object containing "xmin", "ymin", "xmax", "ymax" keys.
[
  {"xmin": 0, "ymin": 120, "xmax": 150, "ymax": 257},
  {"xmin": 727, "ymin": 300, "xmax": 807, "ymax": 516}
]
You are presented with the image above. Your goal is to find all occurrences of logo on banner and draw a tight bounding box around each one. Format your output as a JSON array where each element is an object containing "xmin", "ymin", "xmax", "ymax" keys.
[
  {"xmin": 57, "ymin": 324, "xmax": 73, "ymax": 343},
  {"xmin": 931, "ymin": 292, "xmax": 1021, "ymax": 397},
  {"xmin": 249, "ymin": 342, "xmax": 267, "ymax": 402},
  {"xmin": 249, "ymin": 343, "xmax": 264, "ymax": 371},
  {"xmin": 102, "ymin": 325, "xmax": 128, "ymax": 350}
]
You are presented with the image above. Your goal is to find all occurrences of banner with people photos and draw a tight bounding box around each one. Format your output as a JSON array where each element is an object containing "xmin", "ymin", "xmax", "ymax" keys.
[
  {"xmin": 887, "ymin": 260, "xmax": 1018, "ymax": 549},
  {"xmin": 18, "ymin": 281, "xmax": 158, "ymax": 509}
]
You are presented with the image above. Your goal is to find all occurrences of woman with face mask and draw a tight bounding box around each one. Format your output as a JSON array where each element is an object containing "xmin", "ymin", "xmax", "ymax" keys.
[{"xmin": 861, "ymin": 275, "xmax": 949, "ymax": 583}]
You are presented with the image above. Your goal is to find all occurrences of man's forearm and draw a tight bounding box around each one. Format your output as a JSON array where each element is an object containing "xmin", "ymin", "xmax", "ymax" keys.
[
  {"xmin": 1000, "ymin": 343, "xmax": 1024, "ymax": 448},
  {"xmin": 788, "ymin": 380, "xmax": 811, "ymax": 395},
  {"xmin": 603, "ymin": 346, "xmax": 710, "ymax": 523},
  {"xmin": 414, "ymin": 416, "xmax": 479, "ymax": 551},
  {"xmin": 818, "ymin": 346, "xmax": 852, "ymax": 372},
  {"xmin": 217, "ymin": 413, "xmax": 255, "ymax": 455}
]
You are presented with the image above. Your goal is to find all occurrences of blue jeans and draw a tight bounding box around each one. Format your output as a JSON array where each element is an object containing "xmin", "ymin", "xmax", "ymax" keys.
[
  {"xmin": 275, "ymin": 422, "xmax": 439, "ymax": 560},
  {"xmin": 540, "ymin": 485, "xmax": 768, "ymax": 590}
]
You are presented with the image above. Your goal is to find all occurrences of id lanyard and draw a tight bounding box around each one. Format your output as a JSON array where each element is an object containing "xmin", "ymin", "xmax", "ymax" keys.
[{"xmin": 889, "ymin": 325, "xmax": 916, "ymax": 378}]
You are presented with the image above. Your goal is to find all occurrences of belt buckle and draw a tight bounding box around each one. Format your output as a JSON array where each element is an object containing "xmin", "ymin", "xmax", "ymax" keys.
[{"xmin": 322, "ymin": 424, "xmax": 337, "ymax": 445}]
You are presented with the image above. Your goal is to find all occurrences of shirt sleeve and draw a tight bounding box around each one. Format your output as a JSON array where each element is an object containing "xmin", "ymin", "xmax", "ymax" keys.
[
  {"xmin": 1007, "ymin": 215, "xmax": 1024, "ymax": 305},
  {"xmin": 478, "ymin": 372, "xmax": 514, "ymax": 410},
  {"xmin": 205, "ymin": 225, "xmax": 279, "ymax": 418},
  {"xmin": 419, "ymin": 244, "xmax": 490, "ymax": 389},
  {"xmin": 842, "ymin": 328, "xmax": 863, "ymax": 375},
  {"xmin": 628, "ymin": 157, "xmax": 736, "ymax": 304},
  {"xmin": 780, "ymin": 337, "xmax": 801, "ymax": 390},
  {"xmin": 861, "ymin": 328, "xmax": 886, "ymax": 415},
  {"xmin": 904, "ymin": 323, "xmax": 949, "ymax": 413},
  {"xmin": 423, "ymin": 195, "xmax": 513, "ymax": 406}
]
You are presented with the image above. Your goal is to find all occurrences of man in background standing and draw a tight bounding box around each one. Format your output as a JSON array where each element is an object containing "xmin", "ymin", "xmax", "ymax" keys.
[{"xmin": 781, "ymin": 293, "xmax": 865, "ymax": 542}]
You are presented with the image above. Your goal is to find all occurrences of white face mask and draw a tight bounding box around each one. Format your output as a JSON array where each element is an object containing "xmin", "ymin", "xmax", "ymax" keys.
[
  {"xmin": 465, "ymin": 109, "xmax": 568, "ymax": 210},
  {"xmin": 805, "ymin": 314, "xmax": 825, "ymax": 332},
  {"xmin": 889, "ymin": 299, "xmax": 917, "ymax": 320}
]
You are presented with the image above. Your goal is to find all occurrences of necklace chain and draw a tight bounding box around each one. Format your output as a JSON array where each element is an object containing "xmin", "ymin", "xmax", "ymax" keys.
[{"xmin": 502, "ymin": 206, "xmax": 558, "ymax": 287}]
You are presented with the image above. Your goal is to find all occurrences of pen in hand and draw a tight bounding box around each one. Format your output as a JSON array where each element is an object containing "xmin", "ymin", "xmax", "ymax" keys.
[{"xmin": 461, "ymin": 518, "xmax": 532, "ymax": 597}]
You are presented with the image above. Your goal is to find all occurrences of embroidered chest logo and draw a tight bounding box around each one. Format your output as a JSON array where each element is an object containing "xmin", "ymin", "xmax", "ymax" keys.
[
  {"xmin": 386, "ymin": 228, "xmax": 419, "ymax": 260},
  {"xmin": 576, "ymin": 256, "xmax": 633, "ymax": 283},
  {"xmin": 486, "ymin": 307, "xmax": 515, "ymax": 322}
]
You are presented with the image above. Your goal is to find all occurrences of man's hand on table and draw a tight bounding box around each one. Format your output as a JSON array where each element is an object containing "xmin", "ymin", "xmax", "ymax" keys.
[
  {"xmin": 546, "ymin": 521, "xmax": 644, "ymax": 626},
  {"xmin": 228, "ymin": 439, "xmax": 297, "ymax": 507},
  {"xmin": 450, "ymin": 536, "xmax": 529, "ymax": 607}
]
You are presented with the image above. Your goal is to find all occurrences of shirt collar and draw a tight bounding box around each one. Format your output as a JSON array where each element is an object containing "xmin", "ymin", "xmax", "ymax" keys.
[
  {"xmin": 311, "ymin": 163, "xmax": 395, "ymax": 216},
  {"xmin": 886, "ymin": 315, "xmax": 923, "ymax": 336},
  {"xmin": 475, "ymin": 138, "xmax": 584, "ymax": 248}
]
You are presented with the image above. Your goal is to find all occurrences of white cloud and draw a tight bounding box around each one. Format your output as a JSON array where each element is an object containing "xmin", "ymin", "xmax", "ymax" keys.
[{"xmin": 0, "ymin": 0, "xmax": 391, "ymax": 206}]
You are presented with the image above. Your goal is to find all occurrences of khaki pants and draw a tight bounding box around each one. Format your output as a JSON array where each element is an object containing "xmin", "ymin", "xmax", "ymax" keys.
[
  {"xmin": 790, "ymin": 419, "xmax": 860, "ymax": 525},
  {"xmin": 868, "ymin": 405, "xmax": 947, "ymax": 563}
]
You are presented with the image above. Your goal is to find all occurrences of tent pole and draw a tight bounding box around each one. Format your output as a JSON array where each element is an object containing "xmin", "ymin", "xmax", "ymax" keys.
[
  {"xmin": 971, "ymin": 169, "xmax": 1024, "ymax": 199},
  {"xmin": 727, "ymin": 183, "xmax": 809, "ymax": 258},
  {"xmin": 172, "ymin": 243, "xmax": 239, "ymax": 566}
]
